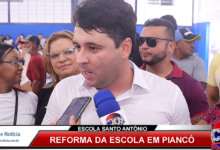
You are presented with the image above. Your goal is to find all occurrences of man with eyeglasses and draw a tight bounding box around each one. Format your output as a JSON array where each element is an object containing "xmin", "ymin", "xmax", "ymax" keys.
[
  {"xmin": 22, "ymin": 36, "xmax": 46, "ymax": 96},
  {"xmin": 139, "ymin": 18, "xmax": 208, "ymax": 125},
  {"xmin": 171, "ymin": 28, "xmax": 207, "ymax": 91}
]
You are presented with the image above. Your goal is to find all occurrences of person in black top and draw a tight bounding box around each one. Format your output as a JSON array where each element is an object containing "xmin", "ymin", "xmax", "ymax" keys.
[
  {"xmin": 161, "ymin": 15, "xmax": 177, "ymax": 31},
  {"xmin": 35, "ymin": 31, "xmax": 80, "ymax": 125},
  {"xmin": 129, "ymin": 32, "xmax": 143, "ymax": 67}
]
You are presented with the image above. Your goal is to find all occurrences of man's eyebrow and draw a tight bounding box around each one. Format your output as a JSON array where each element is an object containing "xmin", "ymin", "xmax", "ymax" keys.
[
  {"xmin": 85, "ymin": 42, "xmax": 103, "ymax": 47},
  {"xmin": 73, "ymin": 41, "xmax": 79, "ymax": 45},
  {"xmin": 73, "ymin": 41, "xmax": 103, "ymax": 47}
]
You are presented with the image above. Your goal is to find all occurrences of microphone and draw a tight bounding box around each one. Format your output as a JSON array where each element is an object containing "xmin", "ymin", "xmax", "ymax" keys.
[{"xmin": 94, "ymin": 89, "xmax": 129, "ymax": 125}]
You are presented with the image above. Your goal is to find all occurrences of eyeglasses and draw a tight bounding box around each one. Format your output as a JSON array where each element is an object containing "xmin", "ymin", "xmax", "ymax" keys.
[
  {"xmin": 138, "ymin": 37, "xmax": 172, "ymax": 47},
  {"xmin": 0, "ymin": 60, "xmax": 24, "ymax": 67},
  {"xmin": 47, "ymin": 47, "xmax": 75, "ymax": 61}
]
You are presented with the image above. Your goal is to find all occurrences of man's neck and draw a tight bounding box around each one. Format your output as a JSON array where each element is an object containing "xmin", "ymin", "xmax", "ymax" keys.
[
  {"xmin": 172, "ymin": 50, "xmax": 187, "ymax": 60},
  {"xmin": 145, "ymin": 58, "xmax": 173, "ymax": 78},
  {"xmin": 29, "ymin": 49, "xmax": 39, "ymax": 56},
  {"xmin": 0, "ymin": 82, "xmax": 12, "ymax": 94},
  {"xmin": 99, "ymin": 61, "xmax": 134, "ymax": 98}
]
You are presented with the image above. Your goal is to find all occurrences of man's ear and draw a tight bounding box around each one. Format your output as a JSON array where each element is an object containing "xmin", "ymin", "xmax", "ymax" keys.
[
  {"xmin": 120, "ymin": 38, "xmax": 132, "ymax": 60},
  {"xmin": 34, "ymin": 43, "xmax": 38, "ymax": 49},
  {"xmin": 167, "ymin": 41, "xmax": 176, "ymax": 53},
  {"xmin": 175, "ymin": 41, "xmax": 180, "ymax": 49}
]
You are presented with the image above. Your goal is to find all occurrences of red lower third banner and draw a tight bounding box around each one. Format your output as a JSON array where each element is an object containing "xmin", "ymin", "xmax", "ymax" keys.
[{"xmin": 30, "ymin": 131, "xmax": 211, "ymax": 148}]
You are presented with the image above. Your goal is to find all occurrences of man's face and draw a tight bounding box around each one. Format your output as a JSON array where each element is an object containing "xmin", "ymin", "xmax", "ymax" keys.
[
  {"xmin": 38, "ymin": 34, "xmax": 42, "ymax": 40},
  {"xmin": 73, "ymin": 27, "xmax": 124, "ymax": 89},
  {"xmin": 176, "ymin": 40, "xmax": 195, "ymax": 56},
  {"xmin": 139, "ymin": 26, "xmax": 171, "ymax": 66},
  {"xmin": 25, "ymin": 41, "xmax": 34, "ymax": 54}
]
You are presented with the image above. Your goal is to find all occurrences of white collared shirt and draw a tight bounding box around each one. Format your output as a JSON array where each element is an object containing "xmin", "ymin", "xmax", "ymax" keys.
[{"xmin": 42, "ymin": 62, "xmax": 191, "ymax": 125}]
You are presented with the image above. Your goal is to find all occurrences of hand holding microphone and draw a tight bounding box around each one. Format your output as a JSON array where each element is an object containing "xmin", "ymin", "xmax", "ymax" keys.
[{"xmin": 94, "ymin": 89, "xmax": 129, "ymax": 125}]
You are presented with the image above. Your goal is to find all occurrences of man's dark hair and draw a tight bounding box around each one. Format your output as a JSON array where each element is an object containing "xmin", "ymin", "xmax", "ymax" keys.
[
  {"xmin": 73, "ymin": 0, "xmax": 137, "ymax": 50},
  {"xmin": 161, "ymin": 15, "xmax": 177, "ymax": 30},
  {"xmin": 144, "ymin": 18, "xmax": 175, "ymax": 41},
  {"xmin": 30, "ymin": 36, "xmax": 40, "ymax": 47},
  {"xmin": 38, "ymin": 33, "xmax": 42, "ymax": 35}
]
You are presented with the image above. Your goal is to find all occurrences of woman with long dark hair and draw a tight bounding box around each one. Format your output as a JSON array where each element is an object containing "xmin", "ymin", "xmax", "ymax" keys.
[
  {"xmin": 4, "ymin": 35, "xmax": 13, "ymax": 45},
  {"xmin": 0, "ymin": 43, "xmax": 37, "ymax": 125}
]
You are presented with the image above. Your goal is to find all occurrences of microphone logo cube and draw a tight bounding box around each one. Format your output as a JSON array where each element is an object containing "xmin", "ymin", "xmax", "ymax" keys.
[{"xmin": 106, "ymin": 113, "xmax": 125, "ymax": 125}]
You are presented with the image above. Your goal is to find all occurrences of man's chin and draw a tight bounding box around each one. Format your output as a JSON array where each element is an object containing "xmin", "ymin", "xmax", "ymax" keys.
[
  {"xmin": 188, "ymin": 52, "xmax": 194, "ymax": 56},
  {"xmin": 143, "ymin": 61, "xmax": 156, "ymax": 66},
  {"xmin": 85, "ymin": 80, "xmax": 96, "ymax": 87}
]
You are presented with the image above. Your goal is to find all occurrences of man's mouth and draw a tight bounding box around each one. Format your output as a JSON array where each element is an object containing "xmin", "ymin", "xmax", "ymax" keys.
[{"xmin": 85, "ymin": 71, "xmax": 92, "ymax": 74}]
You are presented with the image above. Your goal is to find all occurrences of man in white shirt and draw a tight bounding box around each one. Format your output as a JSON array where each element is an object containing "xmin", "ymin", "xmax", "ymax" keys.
[
  {"xmin": 42, "ymin": 0, "xmax": 191, "ymax": 125},
  {"xmin": 38, "ymin": 33, "xmax": 45, "ymax": 48}
]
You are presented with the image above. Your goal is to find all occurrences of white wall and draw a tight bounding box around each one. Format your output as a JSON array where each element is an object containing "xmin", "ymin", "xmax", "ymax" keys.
[
  {"xmin": 137, "ymin": 0, "xmax": 193, "ymax": 26},
  {"xmin": 0, "ymin": 0, "xmax": 72, "ymax": 24},
  {"xmin": 0, "ymin": 1, "xmax": 8, "ymax": 23},
  {"xmin": 194, "ymin": 0, "xmax": 220, "ymax": 23}
]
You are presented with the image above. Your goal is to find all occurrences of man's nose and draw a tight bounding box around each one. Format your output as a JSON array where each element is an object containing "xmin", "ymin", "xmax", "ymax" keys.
[{"xmin": 76, "ymin": 49, "xmax": 89, "ymax": 64}]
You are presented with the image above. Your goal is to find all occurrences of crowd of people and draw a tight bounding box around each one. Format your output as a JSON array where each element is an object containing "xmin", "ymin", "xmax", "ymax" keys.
[{"xmin": 0, "ymin": 0, "xmax": 220, "ymax": 138}]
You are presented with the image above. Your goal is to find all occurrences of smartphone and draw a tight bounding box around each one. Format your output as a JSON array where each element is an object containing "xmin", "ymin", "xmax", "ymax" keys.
[{"xmin": 56, "ymin": 97, "xmax": 92, "ymax": 125}]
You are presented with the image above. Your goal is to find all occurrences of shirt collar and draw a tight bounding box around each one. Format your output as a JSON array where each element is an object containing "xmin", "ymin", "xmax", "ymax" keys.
[
  {"xmin": 79, "ymin": 61, "xmax": 150, "ymax": 91},
  {"xmin": 140, "ymin": 63, "xmax": 146, "ymax": 70},
  {"xmin": 165, "ymin": 60, "xmax": 182, "ymax": 79},
  {"xmin": 140, "ymin": 61, "xmax": 182, "ymax": 79},
  {"xmin": 130, "ymin": 61, "xmax": 150, "ymax": 90}
]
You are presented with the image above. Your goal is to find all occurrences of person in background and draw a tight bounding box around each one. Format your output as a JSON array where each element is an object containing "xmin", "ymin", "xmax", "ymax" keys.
[
  {"xmin": 139, "ymin": 18, "xmax": 208, "ymax": 125},
  {"xmin": 38, "ymin": 45, "xmax": 43, "ymax": 55},
  {"xmin": 0, "ymin": 43, "xmax": 37, "ymax": 125},
  {"xmin": 205, "ymin": 53, "xmax": 220, "ymax": 107},
  {"xmin": 197, "ymin": 53, "xmax": 220, "ymax": 149},
  {"xmin": 0, "ymin": 35, "xmax": 4, "ymax": 44},
  {"xmin": 129, "ymin": 32, "xmax": 143, "ymax": 67},
  {"xmin": 210, "ymin": 40, "xmax": 219, "ymax": 57},
  {"xmin": 19, "ymin": 74, "xmax": 32, "ymax": 91},
  {"xmin": 160, "ymin": 15, "xmax": 183, "ymax": 42},
  {"xmin": 38, "ymin": 33, "xmax": 46, "ymax": 48},
  {"xmin": 15, "ymin": 34, "xmax": 24, "ymax": 49},
  {"xmin": 42, "ymin": 0, "xmax": 190, "ymax": 125},
  {"xmin": 161, "ymin": 14, "xmax": 177, "ymax": 31},
  {"xmin": 198, "ymin": 58, "xmax": 220, "ymax": 124},
  {"xmin": 20, "ymin": 35, "xmax": 32, "ymax": 60},
  {"xmin": 19, "ymin": 35, "xmax": 32, "ymax": 75},
  {"xmin": 24, "ymin": 36, "xmax": 46, "ymax": 96},
  {"xmin": 45, "ymin": 37, "xmax": 49, "ymax": 44},
  {"xmin": 35, "ymin": 31, "xmax": 80, "ymax": 125},
  {"xmin": 171, "ymin": 28, "xmax": 207, "ymax": 90},
  {"xmin": 4, "ymin": 35, "xmax": 13, "ymax": 45},
  {"xmin": 13, "ymin": 74, "xmax": 32, "ymax": 92}
]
